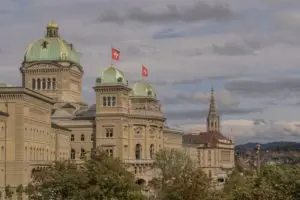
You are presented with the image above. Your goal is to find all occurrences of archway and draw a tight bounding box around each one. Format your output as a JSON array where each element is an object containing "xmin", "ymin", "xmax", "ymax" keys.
[{"xmin": 136, "ymin": 178, "xmax": 146, "ymax": 185}]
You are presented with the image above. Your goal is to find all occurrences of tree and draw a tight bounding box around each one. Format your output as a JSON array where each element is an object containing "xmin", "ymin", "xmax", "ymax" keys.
[
  {"xmin": 149, "ymin": 149, "xmax": 212, "ymax": 200},
  {"xmin": 25, "ymin": 151, "xmax": 146, "ymax": 200},
  {"xmin": 4, "ymin": 185, "xmax": 14, "ymax": 200},
  {"xmin": 16, "ymin": 184, "xmax": 24, "ymax": 200},
  {"xmin": 223, "ymin": 164, "xmax": 300, "ymax": 200}
]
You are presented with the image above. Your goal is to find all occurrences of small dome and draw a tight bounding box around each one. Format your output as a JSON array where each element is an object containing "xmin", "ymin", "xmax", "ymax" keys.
[
  {"xmin": 96, "ymin": 66, "xmax": 127, "ymax": 85},
  {"xmin": 130, "ymin": 81, "xmax": 156, "ymax": 98},
  {"xmin": 24, "ymin": 22, "xmax": 80, "ymax": 65}
]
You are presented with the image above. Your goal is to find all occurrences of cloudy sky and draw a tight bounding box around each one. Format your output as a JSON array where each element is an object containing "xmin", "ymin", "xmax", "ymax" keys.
[{"xmin": 1, "ymin": 0, "xmax": 300, "ymax": 144}]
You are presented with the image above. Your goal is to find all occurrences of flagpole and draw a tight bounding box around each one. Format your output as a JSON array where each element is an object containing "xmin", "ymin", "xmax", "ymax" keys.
[{"xmin": 110, "ymin": 44, "xmax": 113, "ymax": 66}]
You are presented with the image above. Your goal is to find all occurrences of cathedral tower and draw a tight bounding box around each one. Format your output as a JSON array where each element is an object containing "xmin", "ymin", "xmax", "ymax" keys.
[
  {"xmin": 20, "ymin": 22, "xmax": 85, "ymax": 107},
  {"xmin": 206, "ymin": 88, "xmax": 220, "ymax": 132},
  {"xmin": 93, "ymin": 65, "xmax": 131, "ymax": 159}
]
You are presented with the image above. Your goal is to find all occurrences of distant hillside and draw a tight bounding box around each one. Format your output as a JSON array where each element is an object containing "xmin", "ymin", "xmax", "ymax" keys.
[{"xmin": 236, "ymin": 142, "xmax": 300, "ymax": 152}]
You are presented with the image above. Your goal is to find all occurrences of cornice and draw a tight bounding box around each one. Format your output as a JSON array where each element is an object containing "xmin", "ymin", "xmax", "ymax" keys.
[{"xmin": 0, "ymin": 87, "xmax": 54, "ymax": 104}]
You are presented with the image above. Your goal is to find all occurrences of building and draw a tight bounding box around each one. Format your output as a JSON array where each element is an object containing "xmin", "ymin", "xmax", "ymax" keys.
[
  {"xmin": 0, "ymin": 22, "xmax": 183, "ymax": 189},
  {"xmin": 183, "ymin": 88, "xmax": 235, "ymax": 186}
]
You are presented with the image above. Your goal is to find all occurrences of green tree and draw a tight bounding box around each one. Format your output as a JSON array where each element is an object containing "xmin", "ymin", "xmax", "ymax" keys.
[
  {"xmin": 16, "ymin": 184, "xmax": 24, "ymax": 200},
  {"xmin": 224, "ymin": 164, "xmax": 300, "ymax": 200},
  {"xmin": 25, "ymin": 151, "xmax": 146, "ymax": 200},
  {"xmin": 149, "ymin": 149, "xmax": 211, "ymax": 200},
  {"xmin": 4, "ymin": 185, "xmax": 14, "ymax": 200}
]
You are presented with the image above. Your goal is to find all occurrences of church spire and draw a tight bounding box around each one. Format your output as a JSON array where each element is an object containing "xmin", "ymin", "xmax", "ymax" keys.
[
  {"xmin": 208, "ymin": 88, "xmax": 217, "ymax": 116},
  {"xmin": 206, "ymin": 87, "xmax": 220, "ymax": 132}
]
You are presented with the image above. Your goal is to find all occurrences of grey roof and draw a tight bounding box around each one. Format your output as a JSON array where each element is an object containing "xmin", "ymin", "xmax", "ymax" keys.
[{"xmin": 74, "ymin": 104, "xmax": 96, "ymax": 118}]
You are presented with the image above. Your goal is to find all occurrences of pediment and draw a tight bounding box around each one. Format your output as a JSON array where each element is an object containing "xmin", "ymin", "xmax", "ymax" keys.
[{"xmin": 61, "ymin": 103, "xmax": 76, "ymax": 109}]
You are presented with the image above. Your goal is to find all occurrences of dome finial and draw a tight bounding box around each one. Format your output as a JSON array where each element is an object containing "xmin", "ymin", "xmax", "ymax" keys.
[{"xmin": 46, "ymin": 20, "xmax": 59, "ymax": 37}]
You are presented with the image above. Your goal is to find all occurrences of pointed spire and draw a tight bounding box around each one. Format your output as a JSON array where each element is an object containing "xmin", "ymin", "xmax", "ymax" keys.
[
  {"xmin": 206, "ymin": 87, "xmax": 220, "ymax": 132},
  {"xmin": 208, "ymin": 87, "xmax": 217, "ymax": 116}
]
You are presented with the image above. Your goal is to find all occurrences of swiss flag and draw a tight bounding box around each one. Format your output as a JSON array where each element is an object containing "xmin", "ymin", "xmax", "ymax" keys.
[
  {"xmin": 142, "ymin": 65, "xmax": 149, "ymax": 77},
  {"xmin": 112, "ymin": 48, "xmax": 120, "ymax": 61}
]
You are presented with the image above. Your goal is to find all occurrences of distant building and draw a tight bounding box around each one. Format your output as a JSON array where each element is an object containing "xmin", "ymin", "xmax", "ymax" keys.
[{"xmin": 183, "ymin": 88, "xmax": 235, "ymax": 185}]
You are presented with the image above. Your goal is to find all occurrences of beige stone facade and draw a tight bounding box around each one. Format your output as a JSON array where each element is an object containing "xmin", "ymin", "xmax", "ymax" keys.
[
  {"xmin": 0, "ymin": 23, "xmax": 235, "ymax": 197},
  {"xmin": 0, "ymin": 23, "xmax": 184, "ymax": 192}
]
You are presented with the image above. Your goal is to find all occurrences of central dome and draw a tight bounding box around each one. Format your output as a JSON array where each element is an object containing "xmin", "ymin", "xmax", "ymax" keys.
[{"xmin": 24, "ymin": 22, "xmax": 80, "ymax": 65}]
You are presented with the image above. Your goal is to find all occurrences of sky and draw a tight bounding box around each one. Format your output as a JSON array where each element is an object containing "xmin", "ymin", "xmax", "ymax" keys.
[{"xmin": 1, "ymin": 0, "xmax": 300, "ymax": 144}]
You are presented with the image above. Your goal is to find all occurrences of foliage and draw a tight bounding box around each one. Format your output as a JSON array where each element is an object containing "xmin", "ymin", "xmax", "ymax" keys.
[
  {"xmin": 16, "ymin": 184, "xmax": 24, "ymax": 200},
  {"xmin": 4, "ymin": 185, "xmax": 14, "ymax": 199},
  {"xmin": 25, "ymin": 151, "xmax": 146, "ymax": 200},
  {"xmin": 149, "ymin": 149, "xmax": 212, "ymax": 200},
  {"xmin": 224, "ymin": 164, "xmax": 300, "ymax": 200}
]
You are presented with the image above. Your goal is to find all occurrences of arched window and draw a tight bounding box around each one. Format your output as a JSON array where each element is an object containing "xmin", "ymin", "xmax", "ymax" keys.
[
  {"xmin": 150, "ymin": 144, "xmax": 154, "ymax": 159},
  {"xmin": 47, "ymin": 78, "xmax": 51, "ymax": 90},
  {"xmin": 80, "ymin": 148, "xmax": 85, "ymax": 159},
  {"xmin": 81, "ymin": 134, "xmax": 85, "ymax": 141},
  {"xmin": 71, "ymin": 149, "xmax": 75, "ymax": 160},
  {"xmin": 32, "ymin": 79, "xmax": 36, "ymax": 90},
  {"xmin": 42, "ymin": 78, "xmax": 46, "ymax": 90},
  {"xmin": 52, "ymin": 78, "xmax": 56, "ymax": 90},
  {"xmin": 37, "ymin": 78, "xmax": 41, "ymax": 90},
  {"xmin": 71, "ymin": 134, "xmax": 75, "ymax": 141},
  {"xmin": 135, "ymin": 144, "xmax": 142, "ymax": 160}
]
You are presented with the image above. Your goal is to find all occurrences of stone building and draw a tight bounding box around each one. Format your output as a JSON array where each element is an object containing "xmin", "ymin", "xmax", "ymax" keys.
[
  {"xmin": 183, "ymin": 88, "xmax": 235, "ymax": 186},
  {"xmin": 0, "ymin": 22, "xmax": 183, "ymax": 190}
]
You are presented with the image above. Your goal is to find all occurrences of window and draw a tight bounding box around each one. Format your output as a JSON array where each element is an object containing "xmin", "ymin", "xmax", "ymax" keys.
[
  {"xmin": 32, "ymin": 79, "xmax": 36, "ymax": 90},
  {"xmin": 81, "ymin": 134, "xmax": 85, "ymax": 141},
  {"xmin": 37, "ymin": 78, "xmax": 41, "ymax": 90},
  {"xmin": 135, "ymin": 144, "xmax": 142, "ymax": 160},
  {"xmin": 52, "ymin": 78, "xmax": 56, "ymax": 90},
  {"xmin": 105, "ymin": 148, "xmax": 113, "ymax": 157},
  {"xmin": 42, "ymin": 78, "xmax": 46, "ymax": 89},
  {"xmin": 105, "ymin": 128, "xmax": 113, "ymax": 137},
  {"xmin": 71, "ymin": 134, "xmax": 74, "ymax": 141},
  {"xmin": 80, "ymin": 148, "xmax": 85, "ymax": 159},
  {"xmin": 47, "ymin": 78, "xmax": 51, "ymax": 90},
  {"xmin": 91, "ymin": 133, "xmax": 94, "ymax": 141},
  {"xmin": 150, "ymin": 144, "xmax": 154, "ymax": 159},
  {"xmin": 103, "ymin": 96, "xmax": 116, "ymax": 107},
  {"xmin": 209, "ymin": 170, "xmax": 212, "ymax": 178},
  {"xmin": 208, "ymin": 150, "xmax": 211, "ymax": 162},
  {"xmin": 71, "ymin": 149, "xmax": 75, "ymax": 160},
  {"xmin": 42, "ymin": 41, "xmax": 48, "ymax": 48}
]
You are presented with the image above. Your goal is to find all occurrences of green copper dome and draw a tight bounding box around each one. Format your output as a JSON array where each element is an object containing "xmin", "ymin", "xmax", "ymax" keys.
[
  {"xmin": 24, "ymin": 22, "xmax": 80, "ymax": 65},
  {"xmin": 130, "ymin": 81, "xmax": 156, "ymax": 98},
  {"xmin": 96, "ymin": 65, "xmax": 127, "ymax": 85}
]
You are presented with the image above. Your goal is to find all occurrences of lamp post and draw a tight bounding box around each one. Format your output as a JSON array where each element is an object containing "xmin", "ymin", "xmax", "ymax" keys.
[{"xmin": 255, "ymin": 144, "xmax": 261, "ymax": 174}]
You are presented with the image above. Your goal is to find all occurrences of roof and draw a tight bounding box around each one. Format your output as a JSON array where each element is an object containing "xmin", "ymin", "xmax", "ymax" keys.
[
  {"xmin": 24, "ymin": 23, "xmax": 80, "ymax": 65},
  {"xmin": 183, "ymin": 131, "xmax": 233, "ymax": 146},
  {"xmin": 130, "ymin": 81, "xmax": 156, "ymax": 98},
  {"xmin": 51, "ymin": 122, "xmax": 71, "ymax": 132},
  {"xmin": 96, "ymin": 66, "xmax": 127, "ymax": 85}
]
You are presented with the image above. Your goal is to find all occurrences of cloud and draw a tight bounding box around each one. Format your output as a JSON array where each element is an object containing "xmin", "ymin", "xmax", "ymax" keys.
[
  {"xmin": 225, "ymin": 77, "xmax": 300, "ymax": 99},
  {"xmin": 275, "ymin": 10, "xmax": 300, "ymax": 30},
  {"xmin": 211, "ymin": 42, "xmax": 254, "ymax": 56},
  {"xmin": 165, "ymin": 107, "xmax": 261, "ymax": 121},
  {"xmin": 161, "ymin": 90, "xmax": 239, "ymax": 106},
  {"xmin": 97, "ymin": 1, "xmax": 235, "ymax": 24}
]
